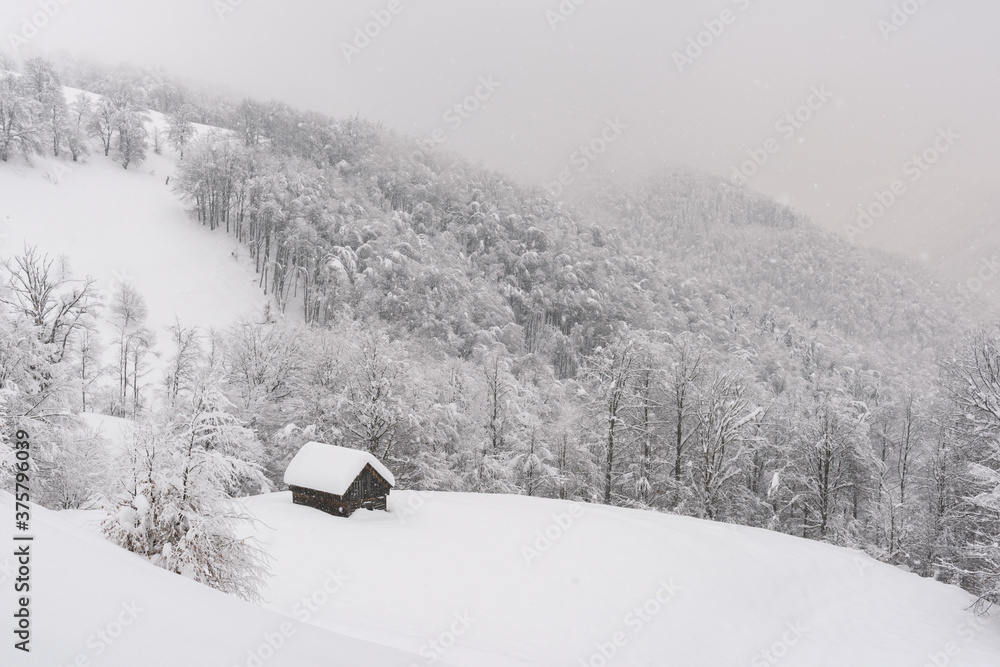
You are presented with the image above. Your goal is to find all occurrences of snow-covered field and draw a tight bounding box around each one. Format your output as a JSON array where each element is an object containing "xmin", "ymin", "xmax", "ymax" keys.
[
  {"xmin": 37, "ymin": 490, "xmax": 1000, "ymax": 666},
  {"xmin": 3, "ymin": 81, "xmax": 1000, "ymax": 667},
  {"xmin": 0, "ymin": 491, "xmax": 429, "ymax": 667},
  {"xmin": 0, "ymin": 106, "xmax": 268, "ymax": 372}
]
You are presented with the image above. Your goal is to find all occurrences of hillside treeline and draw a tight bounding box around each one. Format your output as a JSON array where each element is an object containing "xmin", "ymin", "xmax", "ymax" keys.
[{"xmin": 2, "ymin": 56, "xmax": 1000, "ymax": 604}]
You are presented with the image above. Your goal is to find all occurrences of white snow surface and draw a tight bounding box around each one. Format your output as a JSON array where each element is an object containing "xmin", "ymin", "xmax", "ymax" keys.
[
  {"xmin": 238, "ymin": 491, "xmax": 1000, "ymax": 667},
  {"xmin": 0, "ymin": 491, "xmax": 435, "ymax": 667},
  {"xmin": 3, "ymin": 85, "xmax": 1000, "ymax": 666},
  {"xmin": 47, "ymin": 489, "xmax": 1000, "ymax": 666},
  {"xmin": 78, "ymin": 412, "xmax": 136, "ymax": 453},
  {"xmin": 0, "ymin": 101, "xmax": 269, "ymax": 377},
  {"xmin": 284, "ymin": 441, "xmax": 396, "ymax": 496}
]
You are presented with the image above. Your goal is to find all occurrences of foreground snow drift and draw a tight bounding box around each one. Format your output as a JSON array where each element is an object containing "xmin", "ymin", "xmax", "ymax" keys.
[
  {"xmin": 0, "ymin": 492, "xmax": 432, "ymax": 667},
  {"xmin": 244, "ymin": 491, "xmax": 1000, "ymax": 667}
]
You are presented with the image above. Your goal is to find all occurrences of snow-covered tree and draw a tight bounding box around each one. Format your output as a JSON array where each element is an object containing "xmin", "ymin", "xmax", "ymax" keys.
[
  {"xmin": 342, "ymin": 332, "xmax": 410, "ymax": 460},
  {"xmin": 22, "ymin": 57, "xmax": 69, "ymax": 157},
  {"xmin": 113, "ymin": 100, "xmax": 149, "ymax": 169},
  {"xmin": 664, "ymin": 335, "xmax": 706, "ymax": 508},
  {"xmin": 103, "ymin": 385, "xmax": 269, "ymax": 601},
  {"xmin": 620, "ymin": 336, "xmax": 669, "ymax": 507},
  {"xmin": 87, "ymin": 98, "xmax": 116, "ymax": 157},
  {"xmin": 167, "ymin": 104, "xmax": 196, "ymax": 158},
  {"xmin": 108, "ymin": 282, "xmax": 154, "ymax": 415},
  {"xmin": 940, "ymin": 328, "xmax": 1000, "ymax": 601},
  {"xmin": 471, "ymin": 348, "xmax": 519, "ymax": 492},
  {"xmin": 172, "ymin": 380, "xmax": 267, "ymax": 497},
  {"xmin": 0, "ymin": 304, "xmax": 94, "ymax": 510},
  {"xmin": 69, "ymin": 313, "xmax": 104, "ymax": 412},
  {"xmin": 66, "ymin": 92, "xmax": 92, "ymax": 162},
  {"xmin": 0, "ymin": 385, "xmax": 18, "ymax": 491},
  {"xmin": 0, "ymin": 73, "xmax": 42, "ymax": 163},
  {"xmin": 788, "ymin": 386, "xmax": 874, "ymax": 543},
  {"xmin": 164, "ymin": 319, "xmax": 203, "ymax": 406},
  {"xmin": 0, "ymin": 52, "xmax": 16, "ymax": 74},
  {"xmin": 33, "ymin": 425, "xmax": 109, "ymax": 510},
  {"xmin": 687, "ymin": 369, "xmax": 762, "ymax": 522},
  {"xmin": 510, "ymin": 379, "xmax": 560, "ymax": 497},
  {"xmin": 921, "ymin": 421, "xmax": 966, "ymax": 580},
  {"xmin": 224, "ymin": 320, "xmax": 302, "ymax": 415},
  {"xmin": 151, "ymin": 127, "xmax": 163, "ymax": 155},
  {"xmin": 233, "ymin": 98, "xmax": 266, "ymax": 147},
  {"xmin": 585, "ymin": 332, "xmax": 636, "ymax": 505},
  {"xmin": 0, "ymin": 245, "xmax": 98, "ymax": 364}
]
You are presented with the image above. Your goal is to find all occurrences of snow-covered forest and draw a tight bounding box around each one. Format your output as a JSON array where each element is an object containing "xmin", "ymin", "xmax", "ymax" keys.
[
  {"xmin": 2, "ymin": 55, "xmax": 1000, "ymax": 614},
  {"xmin": 0, "ymin": 41, "xmax": 1000, "ymax": 664}
]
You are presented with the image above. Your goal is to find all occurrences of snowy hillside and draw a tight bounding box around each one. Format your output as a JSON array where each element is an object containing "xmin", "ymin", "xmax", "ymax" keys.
[
  {"xmin": 0, "ymin": 491, "xmax": 434, "ymax": 667},
  {"xmin": 17, "ymin": 485, "xmax": 1000, "ymax": 666},
  {"xmin": 0, "ymin": 98, "xmax": 268, "ymax": 370},
  {"xmin": 48, "ymin": 489, "xmax": 1000, "ymax": 666},
  {"xmin": 240, "ymin": 492, "xmax": 1000, "ymax": 666},
  {"xmin": 4, "ymin": 53, "xmax": 1000, "ymax": 667}
]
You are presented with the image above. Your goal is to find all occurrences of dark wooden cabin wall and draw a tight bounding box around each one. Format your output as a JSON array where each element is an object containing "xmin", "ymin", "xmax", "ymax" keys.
[
  {"xmin": 344, "ymin": 464, "xmax": 392, "ymax": 502},
  {"xmin": 289, "ymin": 462, "xmax": 392, "ymax": 517}
]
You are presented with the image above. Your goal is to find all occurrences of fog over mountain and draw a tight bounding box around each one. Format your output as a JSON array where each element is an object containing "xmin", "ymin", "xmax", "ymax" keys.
[
  {"xmin": 8, "ymin": 3, "xmax": 1000, "ymax": 666},
  {"xmin": 4, "ymin": 0, "xmax": 999, "ymax": 280}
]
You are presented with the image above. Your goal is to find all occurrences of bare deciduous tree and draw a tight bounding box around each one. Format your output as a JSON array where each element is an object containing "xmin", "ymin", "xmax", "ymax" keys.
[{"xmin": 1, "ymin": 245, "xmax": 97, "ymax": 363}]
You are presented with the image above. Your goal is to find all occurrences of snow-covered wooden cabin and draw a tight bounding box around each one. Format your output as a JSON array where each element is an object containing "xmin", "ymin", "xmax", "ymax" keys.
[{"xmin": 284, "ymin": 442, "xmax": 395, "ymax": 517}]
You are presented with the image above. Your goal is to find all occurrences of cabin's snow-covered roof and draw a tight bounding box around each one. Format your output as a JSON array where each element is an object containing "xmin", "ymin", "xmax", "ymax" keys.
[{"xmin": 284, "ymin": 442, "xmax": 395, "ymax": 496}]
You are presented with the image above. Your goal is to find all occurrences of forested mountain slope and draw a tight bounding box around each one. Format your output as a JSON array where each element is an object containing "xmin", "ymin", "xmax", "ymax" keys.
[
  {"xmin": 581, "ymin": 170, "xmax": 977, "ymax": 357},
  {"xmin": 2, "ymin": 57, "xmax": 1000, "ymax": 611},
  {"xmin": 0, "ymin": 107, "xmax": 267, "ymax": 369}
]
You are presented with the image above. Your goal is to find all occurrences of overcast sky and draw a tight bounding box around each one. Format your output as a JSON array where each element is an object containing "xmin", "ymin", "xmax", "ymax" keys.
[{"xmin": 4, "ymin": 0, "xmax": 999, "ymax": 277}]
